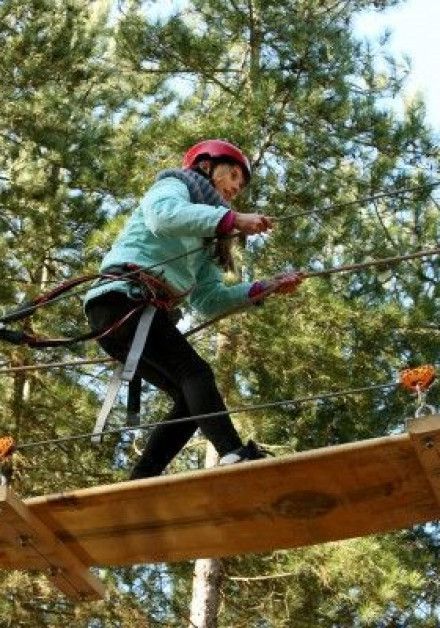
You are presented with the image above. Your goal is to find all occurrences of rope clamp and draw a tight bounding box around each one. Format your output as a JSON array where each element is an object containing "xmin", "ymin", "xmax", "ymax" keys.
[
  {"xmin": 0, "ymin": 436, "xmax": 16, "ymax": 485},
  {"xmin": 400, "ymin": 365, "xmax": 437, "ymax": 418}
]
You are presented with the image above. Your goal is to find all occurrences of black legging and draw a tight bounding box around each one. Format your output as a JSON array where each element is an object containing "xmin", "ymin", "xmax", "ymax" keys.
[{"xmin": 86, "ymin": 291, "xmax": 243, "ymax": 478}]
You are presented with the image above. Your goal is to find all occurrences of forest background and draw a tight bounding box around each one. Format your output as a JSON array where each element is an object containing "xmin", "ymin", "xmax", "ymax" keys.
[{"xmin": 0, "ymin": 0, "xmax": 439, "ymax": 626}]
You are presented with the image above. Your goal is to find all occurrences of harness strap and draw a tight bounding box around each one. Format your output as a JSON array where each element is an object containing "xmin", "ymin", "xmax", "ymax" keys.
[
  {"xmin": 0, "ymin": 274, "xmax": 99, "ymax": 325},
  {"xmin": 0, "ymin": 263, "xmax": 184, "ymax": 349},
  {"xmin": 127, "ymin": 375, "xmax": 142, "ymax": 427},
  {"xmin": 117, "ymin": 263, "xmax": 188, "ymax": 310},
  {"xmin": 121, "ymin": 305, "xmax": 156, "ymax": 381},
  {"xmin": 91, "ymin": 364, "xmax": 124, "ymax": 446},
  {"xmin": 91, "ymin": 304, "xmax": 156, "ymax": 444}
]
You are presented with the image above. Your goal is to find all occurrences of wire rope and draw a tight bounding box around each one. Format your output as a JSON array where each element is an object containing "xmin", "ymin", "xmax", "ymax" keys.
[
  {"xmin": 0, "ymin": 245, "xmax": 438, "ymax": 370},
  {"xmin": 1, "ymin": 180, "xmax": 439, "ymax": 321},
  {"xmin": 272, "ymin": 181, "xmax": 440, "ymax": 222},
  {"xmin": 15, "ymin": 381, "xmax": 398, "ymax": 452}
]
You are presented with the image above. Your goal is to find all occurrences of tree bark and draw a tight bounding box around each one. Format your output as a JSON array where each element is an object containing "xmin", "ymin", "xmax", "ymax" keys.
[{"xmin": 188, "ymin": 444, "xmax": 223, "ymax": 628}]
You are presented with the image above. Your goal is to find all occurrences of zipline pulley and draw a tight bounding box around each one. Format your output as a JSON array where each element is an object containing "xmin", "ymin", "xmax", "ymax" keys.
[
  {"xmin": 0, "ymin": 436, "xmax": 16, "ymax": 485},
  {"xmin": 400, "ymin": 365, "xmax": 437, "ymax": 418}
]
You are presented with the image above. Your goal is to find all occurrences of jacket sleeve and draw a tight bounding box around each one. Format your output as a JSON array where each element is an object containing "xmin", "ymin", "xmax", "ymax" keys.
[
  {"xmin": 141, "ymin": 177, "xmax": 229, "ymax": 237},
  {"xmin": 189, "ymin": 258, "xmax": 253, "ymax": 318}
]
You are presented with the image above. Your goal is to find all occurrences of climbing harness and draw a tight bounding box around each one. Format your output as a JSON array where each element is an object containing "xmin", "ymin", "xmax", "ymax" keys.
[
  {"xmin": 0, "ymin": 264, "xmax": 182, "ymax": 347},
  {"xmin": 0, "ymin": 264, "xmax": 187, "ymax": 444},
  {"xmin": 88, "ymin": 265, "xmax": 187, "ymax": 444},
  {"xmin": 400, "ymin": 365, "xmax": 437, "ymax": 418}
]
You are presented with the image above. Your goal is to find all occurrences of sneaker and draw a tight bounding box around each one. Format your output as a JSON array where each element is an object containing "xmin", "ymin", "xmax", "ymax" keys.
[{"xmin": 219, "ymin": 440, "xmax": 268, "ymax": 465}]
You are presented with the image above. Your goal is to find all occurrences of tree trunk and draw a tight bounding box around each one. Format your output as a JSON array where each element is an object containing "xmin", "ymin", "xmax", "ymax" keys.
[
  {"xmin": 188, "ymin": 444, "xmax": 223, "ymax": 628},
  {"xmin": 189, "ymin": 325, "xmax": 239, "ymax": 627}
]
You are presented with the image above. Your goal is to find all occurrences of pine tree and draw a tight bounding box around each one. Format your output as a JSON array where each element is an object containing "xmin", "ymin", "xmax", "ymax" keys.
[{"xmin": 0, "ymin": 0, "xmax": 438, "ymax": 625}]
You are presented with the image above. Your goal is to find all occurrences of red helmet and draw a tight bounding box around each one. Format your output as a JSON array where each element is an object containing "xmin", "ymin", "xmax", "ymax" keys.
[{"xmin": 182, "ymin": 139, "xmax": 251, "ymax": 182}]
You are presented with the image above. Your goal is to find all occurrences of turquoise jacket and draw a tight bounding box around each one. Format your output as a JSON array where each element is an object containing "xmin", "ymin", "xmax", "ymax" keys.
[{"xmin": 84, "ymin": 176, "xmax": 253, "ymax": 317}]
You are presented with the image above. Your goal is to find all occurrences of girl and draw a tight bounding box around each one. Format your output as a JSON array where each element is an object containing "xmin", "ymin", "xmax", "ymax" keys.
[{"xmin": 85, "ymin": 140, "xmax": 302, "ymax": 479}]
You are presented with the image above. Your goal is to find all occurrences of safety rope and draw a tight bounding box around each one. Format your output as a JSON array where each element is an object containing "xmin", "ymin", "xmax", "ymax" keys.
[
  {"xmin": 11, "ymin": 381, "xmax": 397, "ymax": 450},
  {"xmin": 0, "ymin": 250, "xmax": 208, "ymax": 324},
  {"xmin": 0, "ymin": 357, "xmax": 113, "ymax": 374},
  {"xmin": 187, "ymin": 246, "xmax": 440, "ymax": 337},
  {"xmin": 0, "ymin": 246, "xmax": 438, "ymax": 365},
  {"xmin": 0, "ymin": 363, "xmax": 431, "ymax": 458},
  {"xmin": 10, "ymin": 370, "xmax": 437, "ymax": 452},
  {"xmin": 0, "ymin": 264, "xmax": 186, "ymax": 348},
  {"xmin": 273, "ymin": 181, "xmax": 440, "ymax": 221},
  {"xmin": 1, "ymin": 180, "xmax": 438, "ymax": 322}
]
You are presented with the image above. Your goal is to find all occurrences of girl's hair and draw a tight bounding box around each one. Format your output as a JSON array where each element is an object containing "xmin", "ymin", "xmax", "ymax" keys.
[
  {"xmin": 193, "ymin": 155, "xmax": 248, "ymax": 184},
  {"xmin": 191, "ymin": 158, "xmax": 237, "ymax": 272}
]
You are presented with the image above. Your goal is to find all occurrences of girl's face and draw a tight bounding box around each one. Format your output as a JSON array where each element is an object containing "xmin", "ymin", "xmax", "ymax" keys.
[{"xmin": 211, "ymin": 163, "xmax": 246, "ymax": 202}]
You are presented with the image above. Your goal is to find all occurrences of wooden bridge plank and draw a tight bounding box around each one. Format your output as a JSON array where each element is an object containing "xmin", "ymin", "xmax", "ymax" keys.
[
  {"xmin": 0, "ymin": 414, "xmax": 438, "ymax": 602},
  {"xmin": 22, "ymin": 420, "xmax": 440, "ymax": 567}
]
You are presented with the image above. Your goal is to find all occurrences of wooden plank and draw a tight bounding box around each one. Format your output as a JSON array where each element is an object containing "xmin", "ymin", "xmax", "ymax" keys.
[
  {"xmin": 18, "ymin": 423, "xmax": 440, "ymax": 567},
  {"xmin": 0, "ymin": 486, "xmax": 106, "ymax": 601},
  {"xmin": 407, "ymin": 414, "xmax": 440, "ymax": 505}
]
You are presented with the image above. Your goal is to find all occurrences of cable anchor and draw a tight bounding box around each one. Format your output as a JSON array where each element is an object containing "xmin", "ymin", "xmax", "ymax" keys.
[
  {"xmin": 414, "ymin": 384, "xmax": 436, "ymax": 418},
  {"xmin": 0, "ymin": 436, "xmax": 16, "ymax": 485},
  {"xmin": 400, "ymin": 365, "xmax": 437, "ymax": 418}
]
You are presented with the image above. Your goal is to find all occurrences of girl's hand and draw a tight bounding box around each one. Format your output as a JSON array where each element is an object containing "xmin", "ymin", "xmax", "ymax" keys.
[
  {"xmin": 268, "ymin": 271, "xmax": 305, "ymax": 295},
  {"xmin": 234, "ymin": 212, "xmax": 273, "ymax": 235}
]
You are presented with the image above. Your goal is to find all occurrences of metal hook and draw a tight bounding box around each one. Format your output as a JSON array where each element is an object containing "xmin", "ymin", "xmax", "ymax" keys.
[
  {"xmin": 414, "ymin": 384, "xmax": 436, "ymax": 418},
  {"xmin": 131, "ymin": 430, "xmax": 143, "ymax": 457}
]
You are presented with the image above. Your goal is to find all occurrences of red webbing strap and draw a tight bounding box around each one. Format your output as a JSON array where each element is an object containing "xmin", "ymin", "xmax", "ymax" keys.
[
  {"xmin": 0, "ymin": 265, "xmax": 181, "ymax": 349},
  {"xmin": 0, "ymin": 274, "xmax": 100, "ymax": 324},
  {"xmin": 23, "ymin": 303, "xmax": 145, "ymax": 348},
  {"xmin": 124, "ymin": 264, "xmax": 188, "ymax": 310},
  {"xmin": 33, "ymin": 274, "xmax": 100, "ymax": 305}
]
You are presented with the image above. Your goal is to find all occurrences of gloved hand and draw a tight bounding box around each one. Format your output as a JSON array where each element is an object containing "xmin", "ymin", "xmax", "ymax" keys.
[
  {"xmin": 234, "ymin": 212, "xmax": 273, "ymax": 235},
  {"xmin": 248, "ymin": 271, "xmax": 305, "ymax": 303},
  {"xmin": 268, "ymin": 271, "xmax": 305, "ymax": 295}
]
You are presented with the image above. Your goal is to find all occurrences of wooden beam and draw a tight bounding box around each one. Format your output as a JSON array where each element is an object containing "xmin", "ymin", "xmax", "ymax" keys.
[
  {"xmin": 23, "ymin": 425, "xmax": 440, "ymax": 567},
  {"xmin": 0, "ymin": 418, "xmax": 439, "ymax": 584},
  {"xmin": 0, "ymin": 486, "xmax": 106, "ymax": 601},
  {"xmin": 407, "ymin": 414, "xmax": 440, "ymax": 505}
]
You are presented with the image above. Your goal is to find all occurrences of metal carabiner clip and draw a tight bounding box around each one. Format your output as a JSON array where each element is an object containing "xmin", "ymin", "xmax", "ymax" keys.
[{"xmin": 414, "ymin": 384, "xmax": 436, "ymax": 418}]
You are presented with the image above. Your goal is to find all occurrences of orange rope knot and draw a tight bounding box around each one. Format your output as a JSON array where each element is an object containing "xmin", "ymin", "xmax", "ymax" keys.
[
  {"xmin": 399, "ymin": 365, "xmax": 436, "ymax": 392},
  {"xmin": 0, "ymin": 436, "xmax": 16, "ymax": 461}
]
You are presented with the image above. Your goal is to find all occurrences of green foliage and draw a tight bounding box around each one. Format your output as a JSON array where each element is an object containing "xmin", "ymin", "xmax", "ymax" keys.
[
  {"xmin": 0, "ymin": 0, "xmax": 438, "ymax": 625},
  {"xmin": 221, "ymin": 533, "xmax": 427, "ymax": 627}
]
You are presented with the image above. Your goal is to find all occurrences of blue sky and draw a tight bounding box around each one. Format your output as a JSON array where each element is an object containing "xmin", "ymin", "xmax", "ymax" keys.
[{"xmin": 354, "ymin": 0, "xmax": 440, "ymax": 132}]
